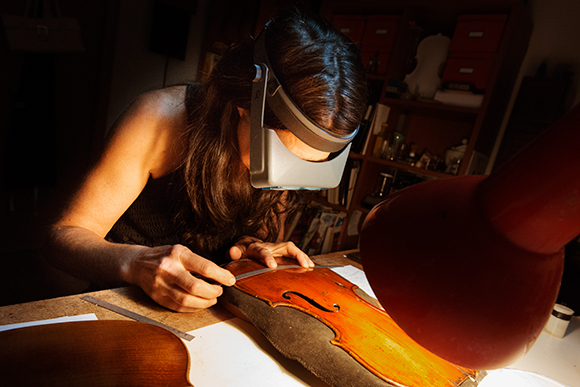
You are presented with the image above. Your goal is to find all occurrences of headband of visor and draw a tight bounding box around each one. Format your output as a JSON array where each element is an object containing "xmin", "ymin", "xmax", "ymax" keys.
[{"xmin": 252, "ymin": 25, "xmax": 358, "ymax": 153}]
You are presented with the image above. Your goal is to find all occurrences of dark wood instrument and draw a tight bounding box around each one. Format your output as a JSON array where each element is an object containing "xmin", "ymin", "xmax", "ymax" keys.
[
  {"xmin": 224, "ymin": 257, "xmax": 483, "ymax": 387},
  {"xmin": 360, "ymin": 103, "xmax": 580, "ymax": 369},
  {"xmin": 0, "ymin": 320, "xmax": 192, "ymax": 387}
]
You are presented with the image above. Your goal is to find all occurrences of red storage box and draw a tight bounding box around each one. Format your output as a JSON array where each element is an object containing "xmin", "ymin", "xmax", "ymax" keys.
[
  {"xmin": 332, "ymin": 15, "xmax": 366, "ymax": 45},
  {"xmin": 441, "ymin": 52, "xmax": 495, "ymax": 90},
  {"xmin": 449, "ymin": 14, "xmax": 506, "ymax": 53},
  {"xmin": 360, "ymin": 49, "xmax": 390, "ymax": 75},
  {"xmin": 361, "ymin": 15, "xmax": 400, "ymax": 51}
]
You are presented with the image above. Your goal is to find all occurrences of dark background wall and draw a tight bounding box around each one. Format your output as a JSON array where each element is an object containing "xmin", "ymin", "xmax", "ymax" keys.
[
  {"xmin": 0, "ymin": 0, "xmax": 212, "ymax": 304},
  {"xmin": 0, "ymin": 0, "xmax": 121, "ymax": 304}
]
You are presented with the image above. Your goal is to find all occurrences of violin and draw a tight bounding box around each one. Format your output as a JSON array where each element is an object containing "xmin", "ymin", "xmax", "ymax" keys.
[{"xmin": 222, "ymin": 257, "xmax": 484, "ymax": 387}]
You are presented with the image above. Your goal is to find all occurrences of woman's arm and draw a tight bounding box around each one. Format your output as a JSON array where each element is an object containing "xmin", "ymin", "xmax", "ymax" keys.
[
  {"xmin": 46, "ymin": 226, "xmax": 234, "ymax": 311},
  {"xmin": 45, "ymin": 87, "xmax": 235, "ymax": 312}
]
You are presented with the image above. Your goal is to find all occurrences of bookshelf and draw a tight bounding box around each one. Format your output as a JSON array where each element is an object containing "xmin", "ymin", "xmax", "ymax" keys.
[{"xmin": 298, "ymin": 0, "xmax": 533, "ymax": 251}]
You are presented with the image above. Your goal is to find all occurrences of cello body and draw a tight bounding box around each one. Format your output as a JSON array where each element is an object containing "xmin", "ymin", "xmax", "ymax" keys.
[{"xmin": 222, "ymin": 257, "xmax": 484, "ymax": 387}]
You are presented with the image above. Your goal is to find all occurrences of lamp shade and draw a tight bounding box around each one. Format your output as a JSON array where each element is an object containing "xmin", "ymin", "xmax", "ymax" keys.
[{"xmin": 360, "ymin": 103, "xmax": 580, "ymax": 370}]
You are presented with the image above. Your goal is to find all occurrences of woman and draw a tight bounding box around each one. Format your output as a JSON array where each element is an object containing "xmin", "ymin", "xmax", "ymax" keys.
[{"xmin": 45, "ymin": 9, "xmax": 367, "ymax": 312}]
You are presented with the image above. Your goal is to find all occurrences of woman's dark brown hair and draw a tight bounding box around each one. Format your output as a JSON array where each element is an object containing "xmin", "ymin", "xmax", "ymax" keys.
[{"xmin": 175, "ymin": 8, "xmax": 367, "ymax": 261}]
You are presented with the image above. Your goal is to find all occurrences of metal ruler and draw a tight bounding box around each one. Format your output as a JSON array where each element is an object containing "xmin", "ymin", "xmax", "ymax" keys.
[
  {"xmin": 234, "ymin": 264, "xmax": 341, "ymax": 281},
  {"xmin": 80, "ymin": 295, "xmax": 194, "ymax": 341}
]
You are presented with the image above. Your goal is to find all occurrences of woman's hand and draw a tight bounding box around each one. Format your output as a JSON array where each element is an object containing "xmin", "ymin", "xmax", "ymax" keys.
[
  {"xmin": 128, "ymin": 244, "xmax": 236, "ymax": 313},
  {"xmin": 228, "ymin": 236, "xmax": 314, "ymax": 269}
]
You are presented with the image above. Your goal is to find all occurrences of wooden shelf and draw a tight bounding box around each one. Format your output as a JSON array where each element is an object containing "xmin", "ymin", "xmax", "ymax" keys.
[
  {"xmin": 381, "ymin": 98, "xmax": 480, "ymax": 122},
  {"xmin": 367, "ymin": 156, "xmax": 453, "ymax": 179}
]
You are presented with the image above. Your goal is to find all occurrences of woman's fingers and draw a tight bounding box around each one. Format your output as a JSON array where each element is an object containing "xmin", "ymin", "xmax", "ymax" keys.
[
  {"xmin": 282, "ymin": 241, "xmax": 314, "ymax": 267},
  {"xmin": 135, "ymin": 244, "xmax": 236, "ymax": 312},
  {"xmin": 185, "ymin": 252, "xmax": 236, "ymax": 286},
  {"xmin": 229, "ymin": 238, "xmax": 314, "ymax": 268},
  {"xmin": 152, "ymin": 289, "xmax": 219, "ymax": 313}
]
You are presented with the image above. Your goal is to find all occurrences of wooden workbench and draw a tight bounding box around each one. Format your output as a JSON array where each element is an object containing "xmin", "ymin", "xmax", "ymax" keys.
[{"xmin": 0, "ymin": 250, "xmax": 361, "ymax": 331}]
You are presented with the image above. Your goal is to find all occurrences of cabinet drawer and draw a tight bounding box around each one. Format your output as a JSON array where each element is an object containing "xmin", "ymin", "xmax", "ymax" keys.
[
  {"xmin": 442, "ymin": 53, "xmax": 495, "ymax": 90},
  {"xmin": 449, "ymin": 14, "xmax": 506, "ymax": 53},
  {"xmin": 332, "ymin": 15, "xmax": 366, "ymax": 45},
  {"xmin": 361, "ymin": 15, "xmax": 400, "ymax": 51}
]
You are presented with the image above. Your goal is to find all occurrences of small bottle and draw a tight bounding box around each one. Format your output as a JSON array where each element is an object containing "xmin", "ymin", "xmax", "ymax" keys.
[
  {"xmin": 388, "ymin": 131, "xmax": 405, "ymax": 161},
  {"xmin": 396, "ymin": 142, "xmax": 408, "ymax": 163},
  {"xmin": 362, "ymin": 172, "xmax": 394, "ymax": 209},
  {"xmin": 449, "ymin": 157, "xmax": 461, "ymax": 175},
  {"xmin": 407, "ymin": 143, "xmax": 418, "ymax": 166}
]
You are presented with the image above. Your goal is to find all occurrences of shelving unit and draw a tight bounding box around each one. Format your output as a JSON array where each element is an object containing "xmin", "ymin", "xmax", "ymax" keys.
[{"xmin": 315, "ymin": 0, "xmax": 533, "ymax": 250}]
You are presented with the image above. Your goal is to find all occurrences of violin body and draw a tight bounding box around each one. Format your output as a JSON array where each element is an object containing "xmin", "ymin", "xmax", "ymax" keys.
[
  {"xmin": 0, "ymin": 320, "xmax": 192, "ymax": 387},
  {"xmin": 403, "ymin": 34, "xmax": 450, "ymax": 99},
  {"xmin": 222, "ymin": 257, "xmax": 484, "ymax": 387}
]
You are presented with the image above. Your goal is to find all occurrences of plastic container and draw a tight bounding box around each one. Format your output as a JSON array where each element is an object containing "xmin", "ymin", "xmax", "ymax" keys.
[{"xmin": 543, "ymin": 304, "xmax": 575, "ymax": 338}]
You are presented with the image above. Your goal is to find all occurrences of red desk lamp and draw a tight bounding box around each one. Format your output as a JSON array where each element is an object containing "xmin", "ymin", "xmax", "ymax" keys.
[{"xmin": 360, "ymin": 103, "xmax": 580, "ymax": 370}]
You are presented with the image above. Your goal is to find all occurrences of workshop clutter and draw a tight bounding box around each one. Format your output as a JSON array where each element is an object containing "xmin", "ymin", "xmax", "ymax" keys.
[{"xmin": 332, "ymin": 14, "xmax": 400, "ymax": 75}]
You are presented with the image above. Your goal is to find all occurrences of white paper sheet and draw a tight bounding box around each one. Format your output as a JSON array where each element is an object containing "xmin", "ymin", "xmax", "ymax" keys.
[
  {"xmin": 507, "ymin": 316, "xmax": 580, "ymax": 387},
  {"xmin": 0, "ymin": 313, "xmax": 98, "ymax": 332},
  {"xmin": 479, "ymin": 369, "xmax": 570, "ymax": 387},
  {"xmin": 331, "ymin": 264, "xmax": 376, "ymax": 299},
  {"xmin": 184, "ymin": 317, "xmax": 330, "ymax": 387}
]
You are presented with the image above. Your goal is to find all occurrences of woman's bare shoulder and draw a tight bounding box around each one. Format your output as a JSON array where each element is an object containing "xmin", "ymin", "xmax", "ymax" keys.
[
  {"xmin": 52, "ymin": 86, "xmax": 193, "ymax": 235},
  {"xmin": 136, "ymin": 86, "xmax": 187, "ymax": 115},
  {"xmin": 126, "ymin": 86, "xmax": 188, "ymax": 133},
  {"xmin": 108, "ymin": 86, "xmax": 190, "ymax": 177}
]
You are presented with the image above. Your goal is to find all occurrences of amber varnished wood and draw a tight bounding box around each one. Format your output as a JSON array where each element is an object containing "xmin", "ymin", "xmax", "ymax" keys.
[
  {"xmin": 225, "ymin": 257, "xmax": 480, "ymax": 387},
  {"xmin": 0, "ymin": 320, "xmax": 192, "ymax": 387}
]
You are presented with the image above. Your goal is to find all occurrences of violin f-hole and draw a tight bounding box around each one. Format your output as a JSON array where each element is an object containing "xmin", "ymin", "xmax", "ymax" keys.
[{"xmin": 282, "ymin": 291, "xmax": 340, "ymax": 313}]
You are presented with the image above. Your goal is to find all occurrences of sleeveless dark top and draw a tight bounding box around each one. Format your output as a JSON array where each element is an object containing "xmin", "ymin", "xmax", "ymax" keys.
[
  {"xmin": 105, "ymin": 170, "xmax": 182, "ymax": 248},
  {"xmin": 105, "ymin": 165, "xmax": 231, "ymax": 265}
]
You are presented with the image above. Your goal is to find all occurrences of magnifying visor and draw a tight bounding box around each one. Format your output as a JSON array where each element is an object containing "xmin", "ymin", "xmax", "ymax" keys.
[{"xmin": 250, "ymin": 26, "xmax": 358, "ymax": 190}]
